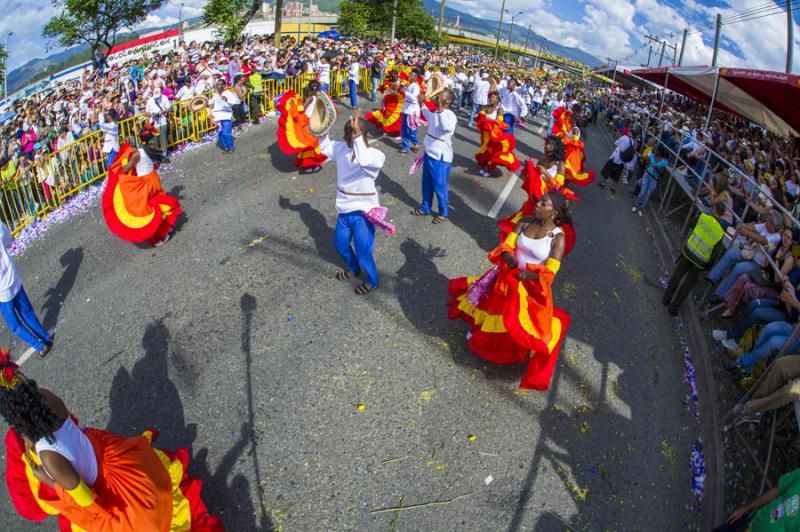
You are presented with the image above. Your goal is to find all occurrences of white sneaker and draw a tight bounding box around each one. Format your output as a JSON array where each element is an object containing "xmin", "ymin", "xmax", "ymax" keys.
[
  {"xmin": 621, "ymin": 176, "xmax": 629, "ymax": 185},
  {"xmin": 721, "ymin": 339, "xmax": 738, "ymax": 351},
  {"xmin": 712, "ymin": 329, "xmax": 727, "ymax": 342},
  {"xmin": 637, "ymin": 209, "xmax": 643, "ymax": 217},
  {"xmin": 631, "ymin": 206, "xmax": 637, "ymax": 213}
]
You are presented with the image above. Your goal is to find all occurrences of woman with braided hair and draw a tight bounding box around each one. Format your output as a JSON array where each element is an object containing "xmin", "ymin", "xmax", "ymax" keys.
[
  {"xmin": 0, "ymin": 350, "xmax": 222, "ymax": 531},
  {"xmin": 448, "ymin": 192, "xmax": 572, "ymax": 390},
  {"xmin": 101, "ymin": 121, "xmax": 183, "ymax": 247}
]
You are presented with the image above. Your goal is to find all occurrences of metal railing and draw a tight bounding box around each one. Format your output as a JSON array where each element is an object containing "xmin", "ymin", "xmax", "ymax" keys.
[{"xmin": 1, "ymin": 67, "xmax": 373, "ymax": 237}]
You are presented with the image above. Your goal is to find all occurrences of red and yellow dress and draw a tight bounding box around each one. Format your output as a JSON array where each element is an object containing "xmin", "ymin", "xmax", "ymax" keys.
[
  {"xmin": 448, "ymin": 229, "xmax": 570, "ymax": 390},
  {"xmin": 4, "ymin": 419, "xmax": 222, "ymax": 531},
  {"xmin": 475, "ymin": 110, "xmax": 521, "ymax": 173},
  {"xmin": 276, "ymin": 90, "xmax": 328, "ymax": 169},
  {"xmin": 498, "ymin": 159, "xmax": 578, "ymax": 250},
  {"xmin": 551, "ymin": 107, "xmax": 573, "ymax": 138},
  {"xmin": 102, "ymin": 144, "xmax": 182, "ymax": 246},
  {"xmin": 364, "ymin": 73, "xmax": 410, "ymax": 137}
]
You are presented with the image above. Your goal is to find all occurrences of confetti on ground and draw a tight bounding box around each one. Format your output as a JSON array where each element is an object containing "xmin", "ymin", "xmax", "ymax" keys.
[
  {"xmin": 467, "ymin": 434, "xmax": 476, "ymax": 441},
  {"xmin": 357, "ymin": 403, "xmax": 366, "ymax": 411},
  {"xmin": 484, "ymin": 475, "xmax": 494, "ymax": 485},
  {"xmin": 9, "ymin": 184, "xmax": 105, "ymax": 257},
  {"xmin": 419, "ymin": 389, "xmax": 436, "ymax": 401},
  {"xmin": 240, "ymin": 234, "xmax": 270, "ymax": 249}
]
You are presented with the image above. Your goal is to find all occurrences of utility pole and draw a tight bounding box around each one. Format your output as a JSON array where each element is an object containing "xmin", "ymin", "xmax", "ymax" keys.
[
  {"xmin": 494, "ymin": 0, "xmax": 507, "ymax": 58},
  {"xmin": 523, "ymin": 25, "xmax": 531, "ymax": 56},
  {"xmin": 647, "ymin": 46, "xmax": 652, "ymax": 67},
  {"xmin": 178, "ymin": 3, "xmax": 184, "ymax": 42},
  {"xmin": 437, "ymin": 0, "xmax": 446, "ymax": 44},
  {"xmin": 787, "ymin": 0, "xmax": 794, "ymax": 73},
  {"xmin": 390, "ymin": 0, "xmax": 399, "ymax": 42},
  {"xmin": 658, "ymin": 40, "xmax": 666, "ymax": 67},
  {"xmin": 678, "ymin": 28, "xmax": 688, "ymax": 66},
  {"xmin": 308, "ymin": 0, "xmax": 313, "ymax": 38},
  {"xmin": 712, "ymin": 13, "xmax": 722, "ymax": 67}
]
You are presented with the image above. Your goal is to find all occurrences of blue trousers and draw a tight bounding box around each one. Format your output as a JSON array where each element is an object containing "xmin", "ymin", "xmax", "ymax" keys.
[
  {"xmin": 0, "ymin": 287, "xmax": 50, "ymax": 351},
  {"xmin": 729, "ymin": 299, "xmax": 788, "ymax": 341},
  {"xmin": 335, "ymin": 211, "xmax": 379, "ymax": 288},
  {"xmin": 106, "ymin": 150, "xmax": 117, "ymax": 171},
  {"xmin": 401, "ymin": 114, "xmax": 418, "ymax": 151},
  {"xmin": 421, "ymin": 154, "xmax": 451, "ymax": 217},
  {"xmin": 468, "ymin": 102, "xmax": 482, "ymax": 125},
  {"xmin": 708, "ymin": 247, "xmax": 761, "ymax": 299},
  {"xmin": 503, "ymin": 113, "xmax": 516, "ymax": 133},
  {"xmin": 348, "ymin": 80, "xmax": 358, "ymax": 107},
  {"xmin": 737, "ymin": 321, "xmax": 800, "ymax": 373},
  {"xmin": 218, "ymin": 120, "xmax": 234, "ymax": 151},
  {"xmin": 321, "ymin": 84, "xmax": 329, "ymax": 93},
  {"xmin": 634, "ymin": 173, "xmax": 658, "ymax": 211}
]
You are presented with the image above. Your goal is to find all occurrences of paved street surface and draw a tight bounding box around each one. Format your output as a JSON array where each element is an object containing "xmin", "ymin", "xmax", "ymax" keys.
[{"xmin": 0, "ymin": 101, "xmax": 695, "ymax": 531}]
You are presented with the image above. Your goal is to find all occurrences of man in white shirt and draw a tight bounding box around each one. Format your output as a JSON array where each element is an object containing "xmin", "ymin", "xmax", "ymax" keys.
[
  {"xmin": 469, "ymin": 71, "xmax": 490, "ymax": 127},
  {"xmin": 498, "ymin": 79, "xmax": 527, "ymax": 134},
  {"xmin": 319, "ymin": 110, "xmax": 385, "ymax": 295},
  {"xmin": 318, "ymin": 56, "xmax": 331, "ymax": 92},
  {"xmin": 410, "ymin": 89, "xmax": 456, "ymax": 224},
  {"xmin": 599, "ymin": 127, "xmax": 634, "ymax": 193},
  {"xmin": 145, "ymin": 88, "xmax": 171, "ymax": 159},
  {"xmin": 175, "ymin": 80, "xmax": 194, "ymax": 102},
  {"xmin": 211, "ymin": 79, "xmax": 235, "ymax": 153},
  {"xmin": 347, "ymin": 57, "xmax": 360, "ymax": 109},
  {"xmin": 98, "ymin": 109, "xmax": 120, "ymax": 170},
  {"xmin": 400, "ymin": 69, "xmax": 422, "ymax": 154},
  {"xmin": 0, "ymin": 222, "xmax": 53, "ymax": 357}
]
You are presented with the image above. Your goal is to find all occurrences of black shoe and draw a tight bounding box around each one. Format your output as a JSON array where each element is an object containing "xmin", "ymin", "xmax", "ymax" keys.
[
  {"xmin": 38, "ymin": 341, "xmax": 54, "ymax": 359},
  {"xmin": 667, "ymin": 306, "xmax": 679, "ymax": 316}
]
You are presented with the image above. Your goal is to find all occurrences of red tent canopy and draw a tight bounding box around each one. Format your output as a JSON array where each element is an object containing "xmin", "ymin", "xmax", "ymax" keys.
[{"xmin": 632, "ymin": 66, "xmax": 800, "ymax": 137}]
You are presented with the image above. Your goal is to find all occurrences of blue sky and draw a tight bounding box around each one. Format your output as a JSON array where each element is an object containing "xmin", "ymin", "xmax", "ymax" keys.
[{"xmin": 2, "ymin": 0, "xmax": 798, "ymax": 72}]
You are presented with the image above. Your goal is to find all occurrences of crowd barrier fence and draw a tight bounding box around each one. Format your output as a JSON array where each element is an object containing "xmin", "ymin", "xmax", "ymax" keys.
[{"xmin": 1, "ymin": 68, "xmax": 375, "ymax": 237}]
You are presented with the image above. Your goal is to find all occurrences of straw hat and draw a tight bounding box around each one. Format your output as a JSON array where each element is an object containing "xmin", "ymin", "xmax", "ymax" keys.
[
  {"xmin": 488, "ymin": 75, "xmax": 500, "ymax": 94},
  {"xmin": 189, "ymin": 95, "xmax": 208, "ymax": 112},
  {"xmin": 426, "ymin": 72, "xmax": 447, "ymax": 99},
  {"xmin": 308, "ymin": 91, "xmax": 338, "ymax": 137}
]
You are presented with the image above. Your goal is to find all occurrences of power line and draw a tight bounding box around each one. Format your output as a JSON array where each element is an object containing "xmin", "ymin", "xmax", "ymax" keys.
[
  {"xmin": 691, "ymin": 0, "xmax": 787, "ymax": 31},
  {"xmin": 689, "ymin": 1, "xmax": 794, "ymax": 34}
]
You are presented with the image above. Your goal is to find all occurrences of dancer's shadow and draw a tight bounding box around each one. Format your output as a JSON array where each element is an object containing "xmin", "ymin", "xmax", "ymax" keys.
[
  {"xmin": 267, "ymin": 142, "xmax": 299, "ymax": 173},
  {"xmin": 277, "ymin": 196, "xmax": 339, "ymax": 267},
  {"xmin": 41, "ymin": 247, "xmax": 83, "ymax": 331},
  {"xmin": 105, "ymin": 316, "xmax": 196, "ymax": 451},
  {"xmin": 167, "ymin": 185, "xmax": 189, "ymax": 234},
  {"xmin": 376, "ymin": 170, "xmax": 418, "ymax": 210},
  {"xmin": 395, "ymin": 238, "xmax": 452, "ymax": 338},
  {"xmin": 447, "ymin": 189, "xmax": 498, "ymax": 252}
]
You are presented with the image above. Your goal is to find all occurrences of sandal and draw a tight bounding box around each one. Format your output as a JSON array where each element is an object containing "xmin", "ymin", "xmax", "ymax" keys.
[
  {"xmin": 410, "ymin": 208, "xmax": 428, "ymax": 216},
  {"xmin": 335, "ymin": 269, "xmax": 354, "ymax": 281},
  {"xmin": 432, "ymin": 215, "xmax": 448, "ymax": 224},
  {"xmin": 355, "ymin": 283, "xmax": 379, "ymax": 295}
]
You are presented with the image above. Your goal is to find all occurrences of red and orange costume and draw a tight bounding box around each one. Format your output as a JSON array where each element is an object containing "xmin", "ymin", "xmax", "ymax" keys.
[
  {"xmin": 475, "ymin": 112, "xmax": 521, "ymax": 173},
  {"xmin": 364, "ymin": 72, "xmax": 410, "ymax": 137},
  {"xmin": 5, "ymin": 423, "xmax": 222, "ymax": 531},
  {"xmin": 102, "ymin": 143, "xmax": 182, "ymax": 246},
  {"xmin": 447, "ymin": 232, "xmax": 570, "ymax": 391},
  {"xmin": 563, "ymin": 133, "xmax": 595, "ymax": 186},
  {"xmin": 498, "ymin": 159, "xmax": 577, "ymax": 252},
  {"xmin": 276, "ymin": 90, "xmax": 328, "ymax": 169},
  {"xmin": 551, "ymin": 107, "xmax": 573, "ymax": 138}
]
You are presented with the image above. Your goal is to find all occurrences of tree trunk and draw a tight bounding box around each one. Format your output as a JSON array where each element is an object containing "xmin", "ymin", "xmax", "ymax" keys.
[{"xmin": 274, "ymin": 0, "xmax": 284, "ymax": 46}]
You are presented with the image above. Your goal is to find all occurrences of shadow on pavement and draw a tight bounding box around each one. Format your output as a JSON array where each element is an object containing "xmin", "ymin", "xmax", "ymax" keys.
[
  {"xmin": 267, "ymin": 140, "xmax": 300, "ymax": 174},
  {"xmin": 41, "ymin": 247, "xmax": 83, "ymax": 331},
  {"xmin": 277, "ymin": 195, "xmax": 339, "ymax": 267}
]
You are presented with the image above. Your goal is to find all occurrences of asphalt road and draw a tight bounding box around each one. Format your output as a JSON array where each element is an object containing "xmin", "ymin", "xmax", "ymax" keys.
[{"xmin": 0, "ymin": 98, "xmax": 697, "ymax": 531}]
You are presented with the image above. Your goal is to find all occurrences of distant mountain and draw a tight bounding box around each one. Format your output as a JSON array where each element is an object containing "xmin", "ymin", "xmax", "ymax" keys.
[
  {"xmin": 7, "ymin": 45, "xmax": 91, "ymax": 94},
  {"xmin": 421, "ymin": 0, "xmax": 602, "ymax": 66}
]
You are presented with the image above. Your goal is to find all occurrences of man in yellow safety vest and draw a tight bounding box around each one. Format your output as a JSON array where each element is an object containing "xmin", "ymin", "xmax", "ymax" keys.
[
  {"xmin": 662, "ymin": 202, "xmax": 726, "ymax": 315},
  {"xmin": 248, "ymin": 70, "xmax": 264, "ymax": 124}
]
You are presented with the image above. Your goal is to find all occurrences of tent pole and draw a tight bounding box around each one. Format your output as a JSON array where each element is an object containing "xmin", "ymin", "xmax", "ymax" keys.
[
  {"xmin": 658, "ymin": 69, "xmax": 670, "ymax": 116},
  {"xmin": 787, "ymin": 0, "xmax": 794, "ymax": 73},
  {"xmin": 704, "ymin": 68, "xmax": 720, "ymax": 131}
]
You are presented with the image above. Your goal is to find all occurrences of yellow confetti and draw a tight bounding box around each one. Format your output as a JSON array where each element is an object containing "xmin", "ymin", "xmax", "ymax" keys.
[
  {"xmin": 305, "ymin": 188, "xmax": 315, "ymax": 193},
  {"xmin": 240, "ymin": 234, "xmax": 270, "ymax": 249},
  {"xmin": 420, "ymin": 389, "xmax": 436, "ymax": 401},
  {"xmin": 357, "ymin": 403, "xmax": 366, "ymax": 411},
  {"xmin": 579, "ymin": 421, "xmax": 590, "ymax": 433},
  {"xmin": 467, "ymin": 434, "xmax": 476, "ymax": 441}
]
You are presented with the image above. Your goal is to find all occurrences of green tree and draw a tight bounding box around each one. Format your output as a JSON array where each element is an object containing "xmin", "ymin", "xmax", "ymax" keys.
[
  {"xmin": 204, "ymin": 0, "xmax": 271, "ymax": 44},
  {"xmin": 337, "ymin": 1, "xmax": 436, "ymax": 42},
  {"xmin": 42, "ymin": 0, "xmax": 166, "ymax": 69},
  {"xmin": 338, "ymin": 1, "xmax": 373, "ymax": 38}
]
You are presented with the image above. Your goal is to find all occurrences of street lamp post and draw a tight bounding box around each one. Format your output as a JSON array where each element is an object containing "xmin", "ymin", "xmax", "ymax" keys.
[
  {"xmin": 3, "ymin": 32, "xmax": 12, "ymax": 101},
  {"xmin": 505, "ymin": 9, "xmax": 523, "ymax": 58},
  {"xmin": 178, "ymin": 3, "xmax": 184, "ymax": 42}
]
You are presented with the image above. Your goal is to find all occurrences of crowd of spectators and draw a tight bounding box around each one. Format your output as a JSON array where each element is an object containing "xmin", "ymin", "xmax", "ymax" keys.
[{"xmin": 596, "ymin": 84, "xmax": 800, "ymax": 529}]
